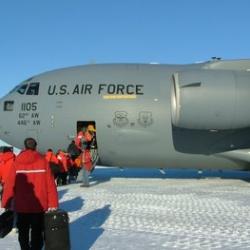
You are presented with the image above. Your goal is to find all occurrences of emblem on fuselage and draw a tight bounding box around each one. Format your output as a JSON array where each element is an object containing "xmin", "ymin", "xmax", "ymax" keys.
[
  {"xmin": 138, "ymin": 111, "xmax": 153, "ymax": 127},
  {"xmin": 113, "ymin": 111, "xmax": 129, "ymax": 127}
]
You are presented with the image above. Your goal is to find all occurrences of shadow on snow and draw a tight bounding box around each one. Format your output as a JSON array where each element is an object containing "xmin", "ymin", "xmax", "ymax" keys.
[
  {"xmin": 70, "ymin": 204, "xmax": 111, "ymax": 250},
  {"xmin": 59, "ymin": 196, "xmax": 111, "ymax": 250},
  {"xmin": 89, "ymin": 167, "xmax": 250, "ymax": 186}
]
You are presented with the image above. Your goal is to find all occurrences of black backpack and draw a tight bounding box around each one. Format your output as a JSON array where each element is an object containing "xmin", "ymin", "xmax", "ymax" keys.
[
  {"xmin": 49, "ymin": 162, "xmax": 61, "ymax": 175},
  {"xmin": 67, "ymin": 142, "xmax": 81, "ymax": 159}
]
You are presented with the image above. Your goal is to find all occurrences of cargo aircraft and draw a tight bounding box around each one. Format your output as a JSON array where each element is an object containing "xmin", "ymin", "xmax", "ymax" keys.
[{"xmin": 1, "ymin": 58, "xmax": 250, "ymax": 170}]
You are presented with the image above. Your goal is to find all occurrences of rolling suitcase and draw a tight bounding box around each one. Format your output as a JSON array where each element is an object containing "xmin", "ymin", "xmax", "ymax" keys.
[
  {"xmin": 0, "ymin": 210, "xmax": 14, "ymax": 238},
  {"xmin": 44, "ymin": 209, "xmax": 71, "ymax": 250}
]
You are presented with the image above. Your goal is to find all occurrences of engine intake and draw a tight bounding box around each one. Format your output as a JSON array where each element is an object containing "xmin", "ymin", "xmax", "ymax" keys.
[{"xmin": 171, "ymin": 70, "xmax": 250, "ymax": 130}]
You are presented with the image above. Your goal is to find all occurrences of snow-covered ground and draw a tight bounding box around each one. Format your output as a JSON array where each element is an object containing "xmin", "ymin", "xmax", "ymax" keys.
[{"xmin": 1, "ymin": 167, "xmax": 250, "ymax": 250}]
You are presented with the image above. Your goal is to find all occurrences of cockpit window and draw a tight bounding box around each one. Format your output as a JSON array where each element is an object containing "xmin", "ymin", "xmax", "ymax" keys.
[
  {"xmin": 26, "ymin": 82, "xmax": 40, "ymax": 95},
  {"xmin": 4, "ymin": 101, "xmax": 14, "ymax": 111},
  {"xmin": 9, "ymin": 82, "xmax": 40, "ymax": 95},
  {"xmin": 17, "ymin": 84, "xmax": 28, "ymax": 95}
]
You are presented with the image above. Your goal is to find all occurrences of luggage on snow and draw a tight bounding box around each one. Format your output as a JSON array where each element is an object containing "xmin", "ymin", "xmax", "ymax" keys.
[{"xmin": 44, "ymin": 209, "xmax": 70, "ymax": 250}]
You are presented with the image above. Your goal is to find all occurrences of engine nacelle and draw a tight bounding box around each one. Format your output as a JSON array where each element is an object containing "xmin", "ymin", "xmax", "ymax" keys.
[{"xmin": 171, "ymin": 70, "xmax": 250, "ymax": 130}]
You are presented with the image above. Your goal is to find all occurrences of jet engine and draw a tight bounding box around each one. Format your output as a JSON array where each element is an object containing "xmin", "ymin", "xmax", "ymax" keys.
[{"xmin": 171, "ymin": 70, "xmax": 250, "ymax": 130}]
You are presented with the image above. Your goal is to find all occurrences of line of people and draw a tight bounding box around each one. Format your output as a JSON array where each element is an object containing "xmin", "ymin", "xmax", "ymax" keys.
[
  {"xmin": 45, "ymin": 124, "xmax": 97, "ymax": 187},
  {"xmin": 45, "ymin": 148, "xmax": 80, "ymax": 186},
  {"xmin": 0, "ymin": 124, "xmax": 97, "ymax": 249}
]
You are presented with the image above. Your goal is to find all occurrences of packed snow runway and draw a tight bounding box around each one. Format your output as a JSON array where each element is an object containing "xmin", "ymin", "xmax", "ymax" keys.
[{"xmin": 1, "ymin": 167, "xmax": 250, "ymax": 250}]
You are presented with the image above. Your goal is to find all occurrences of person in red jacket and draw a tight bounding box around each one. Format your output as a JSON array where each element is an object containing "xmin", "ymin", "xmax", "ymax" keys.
[
  {"xmin": 56, "ymin": 150, "xmax": 70, "ymax": 185},
  {"xmin": 45, "ymin": 148, "xmax": 59, "ymax": 165},
  {"xmin": 45, "ymin": 148, "xmax": 60, "ymax": 178},
  {"xmin": 1, "ymin": 138, "xmax": 58, "ymax": 250},
  {"xmin": 74, "ymin": 126, "xmax": 93, "ymax": 150},
  {"xmin": 79, "ymin": 143, "xmax": 93, "ymax": 188},
  {"xmin": 0, "ymin": 147, "xmax": 15, "ymax": 199}
]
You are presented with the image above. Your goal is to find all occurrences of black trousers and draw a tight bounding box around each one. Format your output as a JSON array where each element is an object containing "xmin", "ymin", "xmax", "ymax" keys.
[
  {"xmin": 57, "ymin": 172, "xmax": 68, "ymax": 185},
  {"xmin": 17, "ymin": 212, "xmax": 44, "ymax": 250}
]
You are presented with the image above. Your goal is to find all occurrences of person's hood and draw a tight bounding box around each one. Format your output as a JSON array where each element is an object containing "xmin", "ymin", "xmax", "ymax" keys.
[{"xmin": 15, "ymin": 150, "xmax": 41, "ymax": 165}]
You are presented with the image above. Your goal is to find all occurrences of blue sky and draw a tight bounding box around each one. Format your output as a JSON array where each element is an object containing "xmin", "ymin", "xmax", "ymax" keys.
[{"xmin": 0, "ymin": 0, "xmax": 250, "ymax": 97}]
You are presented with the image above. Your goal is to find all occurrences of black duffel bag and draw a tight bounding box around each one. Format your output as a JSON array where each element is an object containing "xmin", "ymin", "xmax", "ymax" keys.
[
  {"xmin": 49, "ymin": 162, "xmax": 61, "ymax": 175},
  {"xmin": 0, "ymin": 210, "xmax": 14, "ymax": 238}
]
